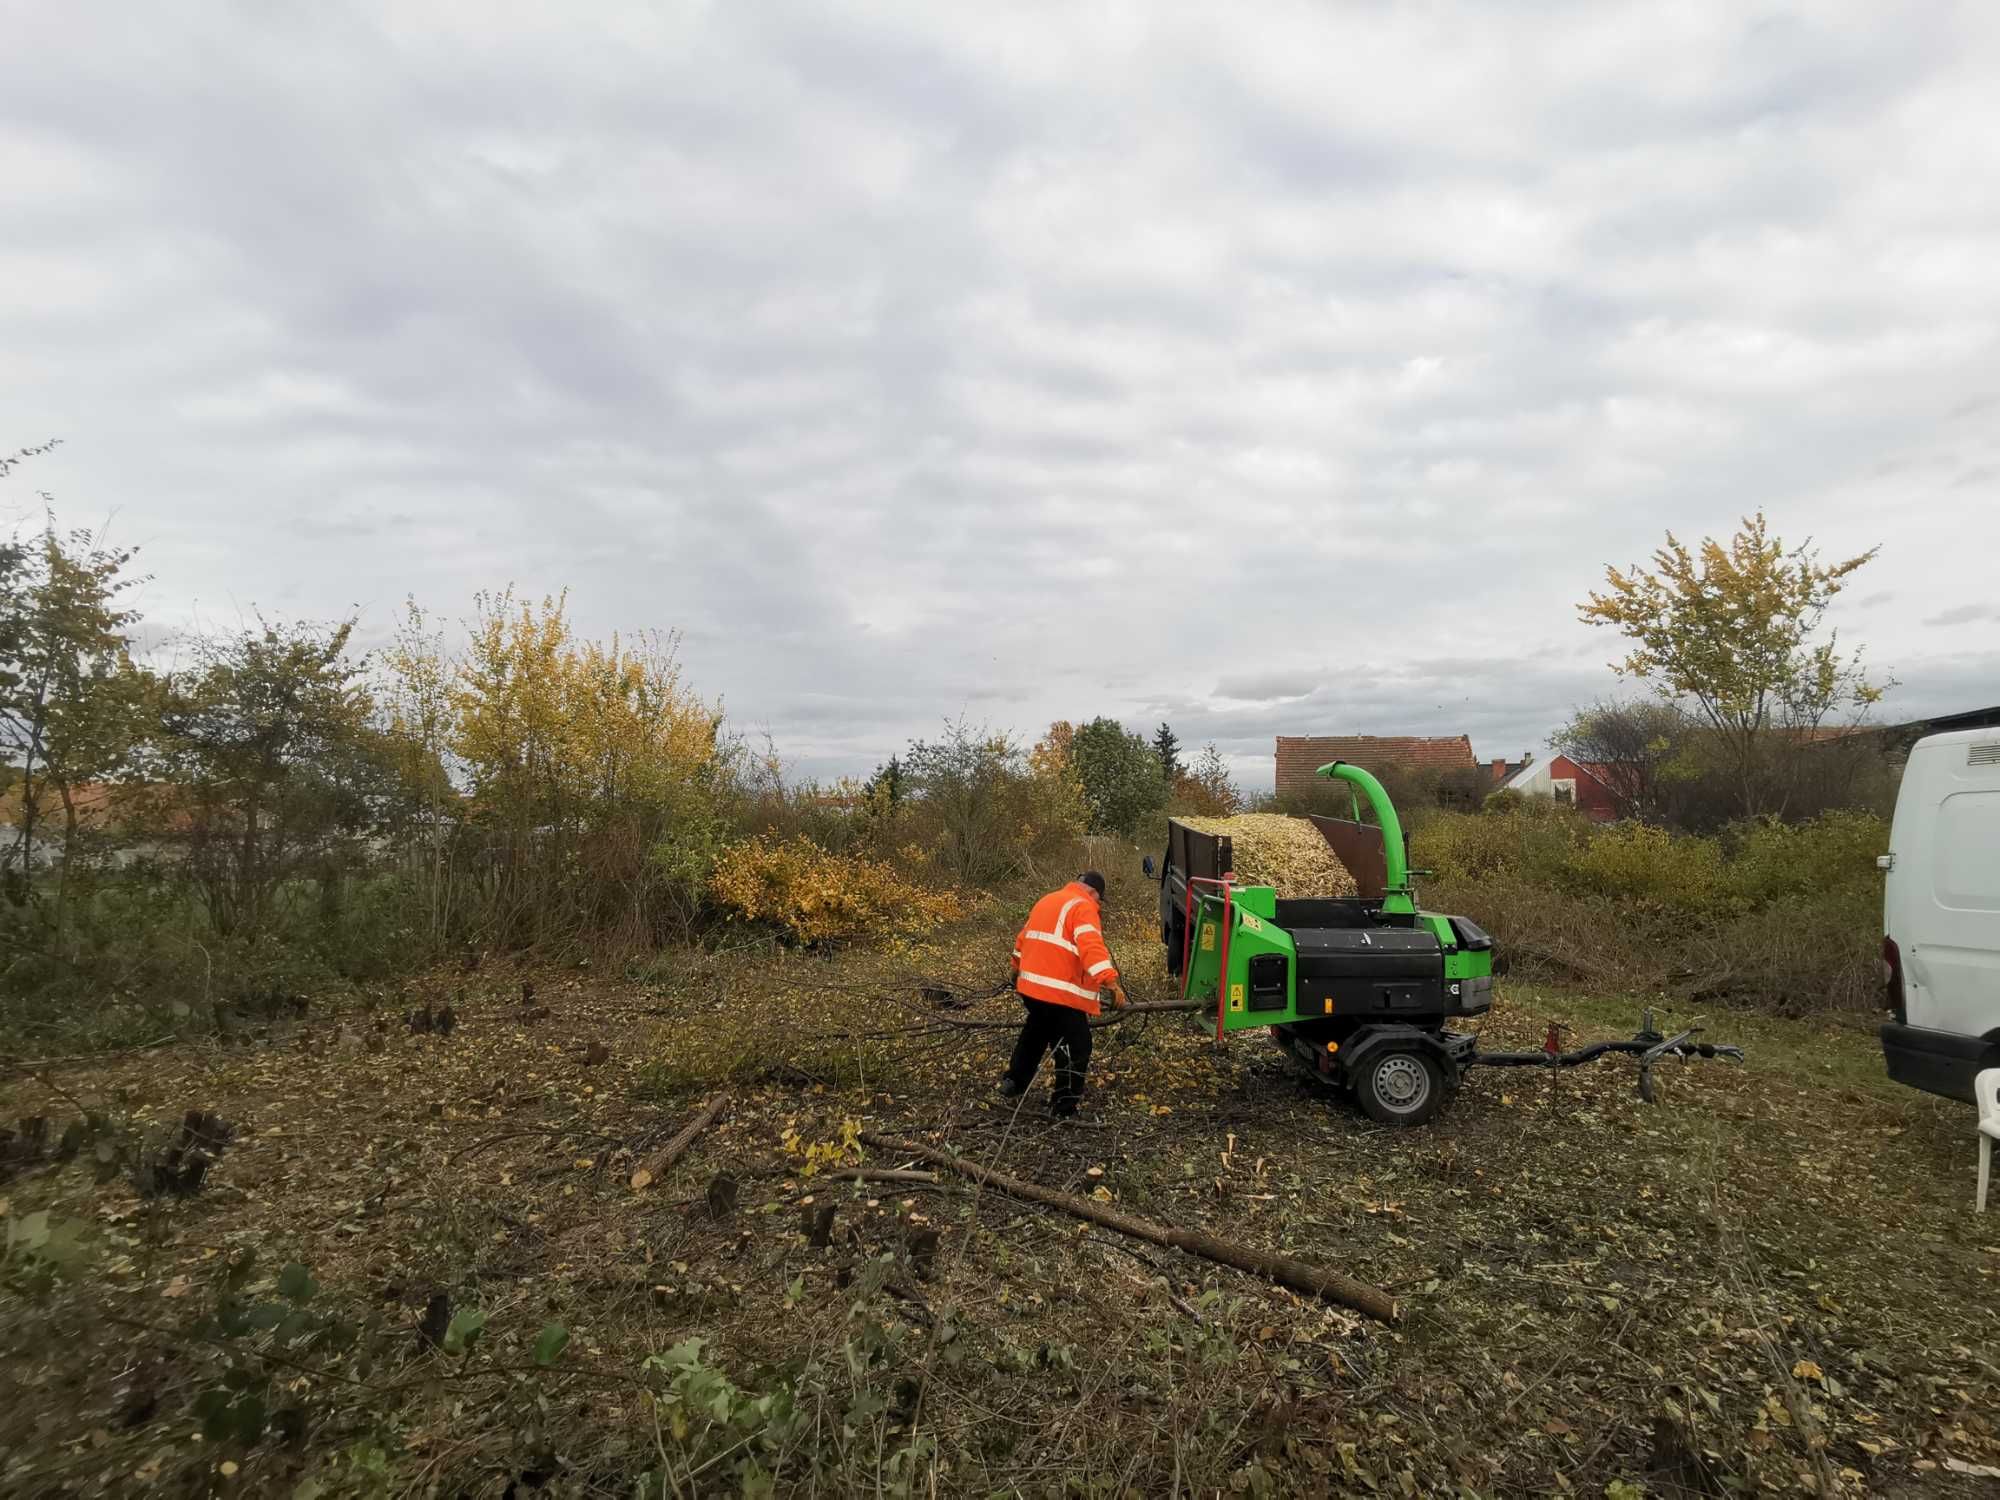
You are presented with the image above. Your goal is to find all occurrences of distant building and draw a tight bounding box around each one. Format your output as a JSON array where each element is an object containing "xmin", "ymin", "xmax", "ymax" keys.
[
  {"xmin": 1496, "ymin": 754, "xmax": 1621, "ymax": 822},
  {"xmin": 1274, "ymin": 735, "xmax": 1475, "ymax": 800},
  {"xmin": 0, "ymin": 781, "xmax": 189, "ymax": 866}
]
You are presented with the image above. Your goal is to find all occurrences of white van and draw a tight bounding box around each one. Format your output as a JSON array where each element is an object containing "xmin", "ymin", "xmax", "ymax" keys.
[{"xmin": 1880, "ymin": 725, "xmax": 2000, "ymax": 1101}]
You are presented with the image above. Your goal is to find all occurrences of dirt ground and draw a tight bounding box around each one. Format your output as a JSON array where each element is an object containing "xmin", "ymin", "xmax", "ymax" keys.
[{"xmin": 3, "ymin": 884, "xmax": 1998, "ymax": 1498}]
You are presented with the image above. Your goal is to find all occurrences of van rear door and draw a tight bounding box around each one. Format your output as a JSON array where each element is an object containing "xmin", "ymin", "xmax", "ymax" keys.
[
  {"xmin": 1881, "ymin": 731, "xmax": 2000, "ymax": 1101},
  {"xmin": 1917, "ymin": 758, "xmax": 2000, "ymax": 1036}
]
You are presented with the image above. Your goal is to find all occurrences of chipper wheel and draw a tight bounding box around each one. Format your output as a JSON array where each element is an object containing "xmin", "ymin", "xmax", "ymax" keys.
[{"xmin": 1353, "ymin": 1047, "xmax": 1450, "ymax": 1126}]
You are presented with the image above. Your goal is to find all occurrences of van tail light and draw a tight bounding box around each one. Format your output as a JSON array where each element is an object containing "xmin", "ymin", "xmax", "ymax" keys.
[{"xmin": 1882, "ymin": 935, "xmax": 1906, "ymax": 1023}]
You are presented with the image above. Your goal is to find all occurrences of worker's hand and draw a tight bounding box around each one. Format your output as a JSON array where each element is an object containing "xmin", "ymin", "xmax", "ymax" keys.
[{"xmin": 1101, "ymin": 981, "xmax": 1130, "ymax": 1010}]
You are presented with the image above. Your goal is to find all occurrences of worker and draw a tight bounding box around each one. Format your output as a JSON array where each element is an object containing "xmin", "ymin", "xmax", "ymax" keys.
[{"xmin": 999, "ymin": 870, "xmax": 1128, "ymax": 1118}]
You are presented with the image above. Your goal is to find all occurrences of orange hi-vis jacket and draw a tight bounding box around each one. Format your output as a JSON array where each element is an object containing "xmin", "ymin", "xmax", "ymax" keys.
[{"xmin": 1012, "ymin": 881, "xmax": 1120, "ymax": 1015}]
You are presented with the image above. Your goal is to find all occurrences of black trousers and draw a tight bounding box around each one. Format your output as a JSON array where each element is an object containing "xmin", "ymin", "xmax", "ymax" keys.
[{"xmin": 1005, "ymin": 996, "xmax": 1093, "ymax": 1113}]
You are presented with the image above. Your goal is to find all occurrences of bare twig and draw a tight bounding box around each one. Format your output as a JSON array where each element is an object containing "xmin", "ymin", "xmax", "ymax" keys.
[{"xmin": 2, "ymin": 1034, "xmax": 178, "ymax": 1072}]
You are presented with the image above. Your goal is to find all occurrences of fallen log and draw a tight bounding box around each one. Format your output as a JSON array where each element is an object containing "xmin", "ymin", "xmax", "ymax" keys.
[
  {"xmin": 630, "ymin": 1094, "xmax": 727, "ymax": 1191},
  {"xmin": 861, "ymin": 1131, "xmax": 1397, "ymax": 1324}
]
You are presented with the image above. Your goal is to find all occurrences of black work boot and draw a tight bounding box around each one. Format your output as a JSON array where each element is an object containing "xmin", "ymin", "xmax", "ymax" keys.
[{"xmin": 995, "ymin": 1076, "xmax": 1026, "ymax": 1099}]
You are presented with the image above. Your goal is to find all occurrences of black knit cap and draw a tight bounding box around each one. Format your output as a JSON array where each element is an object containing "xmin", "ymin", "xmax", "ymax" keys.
[{"xmin": 1077, "ymin": 871, "xmax": 1107, "ymax": 896}]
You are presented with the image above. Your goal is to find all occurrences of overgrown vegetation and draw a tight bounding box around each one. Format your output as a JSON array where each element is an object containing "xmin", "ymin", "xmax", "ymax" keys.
[
  {"xmin": 1419, "ymin": 803, "xmax": 1888, "ymax": 1012},
  {"xmin": 2, "ymin": 880, "xmax": 1992, "ymax": 1497},
  {"xmin": 708, "ymin": 835, "xmax": 963, "ymax": 947}
]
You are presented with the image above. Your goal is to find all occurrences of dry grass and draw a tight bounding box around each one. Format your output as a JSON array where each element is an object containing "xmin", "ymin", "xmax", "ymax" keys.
[{"xmin": 2, "ymin": 868, "xmax": 1996, "ymax": 1497}]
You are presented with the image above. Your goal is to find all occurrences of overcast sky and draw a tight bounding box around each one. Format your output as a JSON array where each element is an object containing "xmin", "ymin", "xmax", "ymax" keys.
[{"xmin": 5, "ymin": 2, "xmax": 1997, "ymax": 790}]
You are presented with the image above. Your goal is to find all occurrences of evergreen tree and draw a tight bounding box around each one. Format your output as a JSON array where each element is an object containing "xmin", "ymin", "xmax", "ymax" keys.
[{"xmin": 866, "ymin": 753, "xmax": 904, "ymax": 808}]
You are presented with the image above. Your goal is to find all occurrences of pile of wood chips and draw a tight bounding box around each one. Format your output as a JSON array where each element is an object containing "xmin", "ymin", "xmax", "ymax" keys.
[{"xmin": 1175, "ymin": 813, "xmax": 1358, "ymax": 898}]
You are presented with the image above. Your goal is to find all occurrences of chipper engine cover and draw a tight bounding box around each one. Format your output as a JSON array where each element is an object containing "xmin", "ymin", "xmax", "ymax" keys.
[{"xmin": 1290, "ymin": 927, "xmax": 1449, "ymax": 1017}]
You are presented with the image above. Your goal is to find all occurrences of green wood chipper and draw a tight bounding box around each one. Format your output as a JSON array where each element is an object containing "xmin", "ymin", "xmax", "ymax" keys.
[{"xmin": 1147, "ymin": 761, "xmax": 1741, "ymax": 1125}]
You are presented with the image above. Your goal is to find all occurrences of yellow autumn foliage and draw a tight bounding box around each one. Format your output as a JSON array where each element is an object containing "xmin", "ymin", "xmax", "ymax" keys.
[
  {"xmin": 384, "ymin": 589, "xmax": 730, "ymax": 948},
  {"xmin": 449, "ymin": 588, "xmax": 719, "ymax": 819},
  {"xmin": 709, "ymin": 835, "xmax": 962, "ymax": 946}
]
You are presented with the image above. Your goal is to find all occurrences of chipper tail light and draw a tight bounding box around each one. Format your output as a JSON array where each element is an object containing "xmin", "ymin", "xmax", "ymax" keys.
[{"xmin": 1882, "ymin": 935, "xmax": 1905, "ymax": 1023}]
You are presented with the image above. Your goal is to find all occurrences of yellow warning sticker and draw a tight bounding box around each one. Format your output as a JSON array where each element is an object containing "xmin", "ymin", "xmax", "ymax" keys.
[
  {"xmin": 1240, "ymin": 913, "xmax": 1262, "ymax": 933},
  {"xmin": 1229, "ymin": 983, "xmax": 1245, "ymax": 1012},
  {"xmin": 1200, "ymin": 926, "xmax": 1214, "ymax": 952}
]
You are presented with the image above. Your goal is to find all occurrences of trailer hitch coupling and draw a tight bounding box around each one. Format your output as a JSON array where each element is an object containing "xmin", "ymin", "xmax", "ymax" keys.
[{"xmin": 1467, "ymin": 1008, "xmax": 1744, "ymax": 1102}]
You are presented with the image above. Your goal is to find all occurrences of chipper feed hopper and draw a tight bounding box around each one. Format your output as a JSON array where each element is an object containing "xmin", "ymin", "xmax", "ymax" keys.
[{"xmin": 1149, "ymin": 761, "xmax": 1740, "ymax": 1124}]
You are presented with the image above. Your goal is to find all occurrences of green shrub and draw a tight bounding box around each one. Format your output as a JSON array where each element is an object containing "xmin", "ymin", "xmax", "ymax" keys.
[
  {"xmin": 1721, "ymin": 810, "xmax": 1884, "ymax": 907},
  {"xmin": 1414, "ymin": 806, "xmax": 1887, "ymax": 1013},
  {"xmin": 1566, "ymin": 822, "xmax": 1724, "ymax": 915},
  {"xmin": 1419, "ymin": 803, "xmax": 1591, "ymax": 884}
]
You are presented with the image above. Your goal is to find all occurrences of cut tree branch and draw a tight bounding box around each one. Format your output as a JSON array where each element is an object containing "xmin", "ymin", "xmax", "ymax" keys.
[
  {"xmin": 861, "ymin": 1131, "xmax": 1397, "ymax": 1324},
  {"xmin": 926, "ymin": 999, "xmax": 1206, "ymax": 1033},
  {"xmin": 630, "ymin": 1093, "xmax": 727, "ymax": 1191}
]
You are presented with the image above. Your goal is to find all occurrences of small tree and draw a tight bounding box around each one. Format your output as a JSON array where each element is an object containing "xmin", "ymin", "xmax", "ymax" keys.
[
  {"xmin": 1029, "ymin": 720, "xmax": 1074, "ymax": 782},
  {"xmin": 444, "ymin": 589, "xmax": 722, "ymax": 947},
  {"xmin": 1172, "ymin": 743, "xmax": 1241, "ymax": 816},
  {"xmin": 378, "ymin": 598, "xmax": 465, "ymax": 949},
  {"xmin": 1579, "ymin": 513, "xmax": 1887, "ymax": 819},
  {"xmin": 0, "ymin": 520, "xmax": 151, "ymax": 917},
  {"xmin": 1069, "ymin": 717, "xmax": 1168, "ymax": 837},
  {"xmin": 1554, "ymin": 699, "xmax": 1689, "ymax": 823},
  {"xmin": 1152, "ymin": 723, "xmax": 1181, "ymax": 783},
  {"xmin": 903, "ymin": 719, "xmax": 1084, "ymax": 886},
  {"xmin": 157, "ymin": 618, "xmax": 394, "ymax": 939}
]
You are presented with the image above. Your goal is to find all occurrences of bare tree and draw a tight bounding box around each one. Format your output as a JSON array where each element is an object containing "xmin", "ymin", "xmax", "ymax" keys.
[{"xmin": 1553, "ymin": 700, "xmax": 1689, "ymax": 822}]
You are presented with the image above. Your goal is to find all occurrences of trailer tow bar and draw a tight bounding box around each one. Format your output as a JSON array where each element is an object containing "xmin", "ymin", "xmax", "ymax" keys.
[{"xmin": 1464, "ymin": 1009, "xmax": 1743, "ymax": 1103}]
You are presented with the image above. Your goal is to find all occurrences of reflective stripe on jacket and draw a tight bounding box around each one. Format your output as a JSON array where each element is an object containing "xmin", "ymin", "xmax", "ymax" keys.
[{"xmin": 1011, "ymin": 881, "xmax": 1119, "ymax": 1014}]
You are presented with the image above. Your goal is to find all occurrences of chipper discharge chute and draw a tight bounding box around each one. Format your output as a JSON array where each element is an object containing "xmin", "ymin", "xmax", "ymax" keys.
[{"xmin": 1148, "ymin": 761, "xmax": 1741, "ymax": 1125}]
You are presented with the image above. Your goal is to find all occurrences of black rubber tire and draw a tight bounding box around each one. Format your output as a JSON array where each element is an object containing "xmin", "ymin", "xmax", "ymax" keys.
[{"xmin": 1355, "ymin": 1049, "xmax": 1448, "ymax": 1126}]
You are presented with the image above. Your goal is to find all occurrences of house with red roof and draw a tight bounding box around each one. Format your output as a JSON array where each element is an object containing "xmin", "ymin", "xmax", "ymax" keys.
[{"xmin": 1496, "ymin": 753, "xmax": 1622, "ymax": 822}]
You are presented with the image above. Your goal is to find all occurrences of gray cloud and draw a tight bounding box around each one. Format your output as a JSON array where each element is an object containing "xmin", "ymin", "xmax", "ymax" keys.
[
  {"xmin": 1924, "ymin": 604, "xmax": 2000, "ymax": 628},
  {"xmin": 4, "ymin": 1, "xmax": 1999, "ymax": 792},
  {"xmin": 1212, "ymin": 670, "xmax": 1321, "ymax": 703}
]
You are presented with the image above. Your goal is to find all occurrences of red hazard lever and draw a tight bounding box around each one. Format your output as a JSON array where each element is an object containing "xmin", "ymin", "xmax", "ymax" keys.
[{"xmin": 1543, "ymin": 1024, "xmax": 1563, "ymax": 1057}]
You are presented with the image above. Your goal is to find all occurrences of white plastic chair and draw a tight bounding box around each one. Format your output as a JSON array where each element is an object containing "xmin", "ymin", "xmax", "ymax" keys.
[{"xmin": 1979, "ymin": 1069, "xmax": 2000, "ymax": 1213}]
